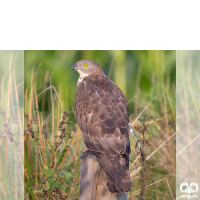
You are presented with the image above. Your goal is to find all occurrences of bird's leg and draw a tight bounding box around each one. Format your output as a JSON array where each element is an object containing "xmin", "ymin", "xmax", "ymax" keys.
[{"xmin": 82, "ymin": 147, "xmax": 90, "ymax": 154}]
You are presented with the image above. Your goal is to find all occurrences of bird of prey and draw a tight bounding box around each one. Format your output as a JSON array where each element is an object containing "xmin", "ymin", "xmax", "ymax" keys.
[{"xmin": 71, "ymin": 60, "xmax": 143, "ymax": 193}]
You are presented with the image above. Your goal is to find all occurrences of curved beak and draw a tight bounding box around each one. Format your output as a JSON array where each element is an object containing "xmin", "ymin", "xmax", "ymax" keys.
[{"xmin": 71, "ymin": 64, "xmax": 78, "ymax": 71}]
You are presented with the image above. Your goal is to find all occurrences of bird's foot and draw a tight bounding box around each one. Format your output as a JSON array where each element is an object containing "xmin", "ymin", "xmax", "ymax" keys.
[{"xmin": 82, "ymin": 148, "xmax": 90, "ymax": 154}]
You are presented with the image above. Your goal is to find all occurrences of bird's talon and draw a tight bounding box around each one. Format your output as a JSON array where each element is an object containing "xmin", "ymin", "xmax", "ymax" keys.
[{"xmin": 82, "ymin": 148, "xmax": 90, "ymax": 154}]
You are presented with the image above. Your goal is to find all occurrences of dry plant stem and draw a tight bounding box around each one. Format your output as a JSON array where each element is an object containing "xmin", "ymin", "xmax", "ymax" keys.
[
  {"xmin": 131, "ymin": 132, "xmax": 176, "ymax": 177},
  {"xmin": 138, "ymin": 113, "xmax": 148, "ymax": 200},
  {"xmin": 131, "ymin": 94, "xmax": 160, "ymax": 126},
  {"xmin": 50, "ymin": 77, "xmax": 55, "ymax": 146},
  {"xmin": 145, "ymin": 117, "xmax": 165, "ymax": 126},
  {"xmin": 28, "ymin": 69, "xmax": 34, "ymax": 159},
  {"xmin": 56, "ymin": 128, "xmax": 80, "ymax": 170},
  {"xmin": 24, "ymin": 110, "xmax": 77, "ymax": 199},
  {"xmin": 127, "ymin": 91, "xmax": 140, "ymax": 105},
  {"xmin": 139, "ymin": 159, "xmax": 145, "ymax": 200},
  {"xmin": 55, "ymin": 85, "xmax": 61, "ymax": 169},
  {"xmin": 34, "ymin": 85, "xmax": 63, "ymax": 108},
  {"xmin": 131, "ymin": 154, "xmax": 140, "ymax": 167},
  {"xmin": 145, "ymin": 188, "xmax": 167, "ymax": 195},
  {"xmin": 165, "ymin": 89, "xmax": 175, "ymax": 121},
  {"xmin": 34, "ymin": 86, "xmax": 45, "ymax": 161},
  {"xmin": 130, "ymin": 177, "xmax": 174, "ymax": 200}
]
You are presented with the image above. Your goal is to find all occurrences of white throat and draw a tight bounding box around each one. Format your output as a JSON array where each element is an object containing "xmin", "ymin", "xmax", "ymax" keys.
[
  {"xmin": 77, "ymin": 70, "xmax": 89, "ymax": 78},
  {"xmin": 77, "ymin": 70, "xmax": 89, "ymax": 86},
  {"xmin": 77, "ymin": 76, "xmax": 83, "ymax": 86}
]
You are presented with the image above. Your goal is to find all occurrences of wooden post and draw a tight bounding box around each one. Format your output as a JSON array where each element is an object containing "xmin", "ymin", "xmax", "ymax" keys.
[{"xmin": 79, "ymin": 151, "xmax": 127, "ymax": 200}]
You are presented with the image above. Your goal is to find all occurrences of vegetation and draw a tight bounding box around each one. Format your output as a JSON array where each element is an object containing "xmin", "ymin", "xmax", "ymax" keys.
[
  {"xmin": 0, "ymin": 50, "xmax": 24, "ymax": 200},
  {"xmin": 0, "ymin": 50, "xmax": 176, "ymax": 200}
]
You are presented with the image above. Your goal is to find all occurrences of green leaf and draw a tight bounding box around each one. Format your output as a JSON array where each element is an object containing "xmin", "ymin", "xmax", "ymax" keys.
[
  {"xmin": 56, "ymin": 145, "xmax": 69, "ymax": 168},
  {"xmin": 44, "ymin": 168, "xmax": 53, "ymax": 178},
  {"xmin": 46, "ymin": 139, "xmax": 56, "ymax": 153}
]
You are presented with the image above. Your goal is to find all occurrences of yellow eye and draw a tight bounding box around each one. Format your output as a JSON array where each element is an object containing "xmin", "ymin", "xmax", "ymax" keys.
[{"xmin": 84, "ymin": 63, "xmax": 88, "ymax": 68}]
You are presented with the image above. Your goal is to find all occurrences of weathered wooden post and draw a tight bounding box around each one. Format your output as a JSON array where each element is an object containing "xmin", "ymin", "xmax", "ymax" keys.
[{"xmin": 79, "ymin": 151, "xmax": 128, "ymax": 200}]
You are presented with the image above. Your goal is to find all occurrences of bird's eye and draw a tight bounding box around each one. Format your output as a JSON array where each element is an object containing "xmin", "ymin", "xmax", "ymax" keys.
[{"xmin": 84, "ymin": 63, "xmax": 88, "ymax": 68}]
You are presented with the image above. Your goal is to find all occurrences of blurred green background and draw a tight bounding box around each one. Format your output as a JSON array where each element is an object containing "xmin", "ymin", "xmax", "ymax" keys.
[{"xmin": 25, "ymin": 50, "xmax": 175, "ymax": 118}]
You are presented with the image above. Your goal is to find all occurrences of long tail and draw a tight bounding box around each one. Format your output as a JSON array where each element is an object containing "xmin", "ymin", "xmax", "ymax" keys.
[
  {"xmin": 95, "ymin": 152, "xmax": 131, "ymax": 193},
  {"xmin": 128, "ymin": 123, "xmax": 144, "ymax": 160}
]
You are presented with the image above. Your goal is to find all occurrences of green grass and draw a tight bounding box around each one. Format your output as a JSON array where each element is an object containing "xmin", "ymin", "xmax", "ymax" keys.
[{"xmin": 24, "ymin": 67, "xmax": 81, "ymax": 199}]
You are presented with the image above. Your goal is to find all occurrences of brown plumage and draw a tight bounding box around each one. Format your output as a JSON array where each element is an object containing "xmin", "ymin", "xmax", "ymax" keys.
[{"xmin": 72, "ymin": 60, "xmax": 133, "ymax": 193}]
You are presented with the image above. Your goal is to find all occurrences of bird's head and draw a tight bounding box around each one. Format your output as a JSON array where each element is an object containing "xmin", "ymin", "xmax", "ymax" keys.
[{"xmin": 71, "ymin": 60, "xmax": 104, "ymax": 77}]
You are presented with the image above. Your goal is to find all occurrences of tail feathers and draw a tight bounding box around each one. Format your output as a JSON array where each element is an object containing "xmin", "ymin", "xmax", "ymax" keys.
[{"xmin": 95, "ymin": 152, "xmax": 131, "ymax": 193}]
